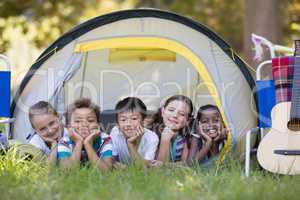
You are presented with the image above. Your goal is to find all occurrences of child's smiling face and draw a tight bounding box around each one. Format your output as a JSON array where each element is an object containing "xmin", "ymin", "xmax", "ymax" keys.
[
  {"xmin": 70, "ymin": 108, "xmax": 99, "ymax": 139},
  {"xmin": 198, "ymin": 109, "xmax": 222, "ymax": 139},
  {"xmin": 31, "ymin": 113, "xmax": 62, "ymax": 142},
  {"xmin": 117, "ymin": 109, "xmax": 143, "ymax": 138},
  {"xmin": 162, "ymin": 100, "xmax": 190, "ymax": 132}
]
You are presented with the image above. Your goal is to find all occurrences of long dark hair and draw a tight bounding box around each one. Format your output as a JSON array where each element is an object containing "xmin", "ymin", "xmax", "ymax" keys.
[{"xmin": 196, "ymin": 104, "xmax": 220, "ymax": 122}]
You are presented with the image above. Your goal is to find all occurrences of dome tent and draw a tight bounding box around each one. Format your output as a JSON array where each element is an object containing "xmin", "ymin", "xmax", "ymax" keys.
[{"xmin": 11, "ymin": 9, "xmax": 256, "ymax": 162}]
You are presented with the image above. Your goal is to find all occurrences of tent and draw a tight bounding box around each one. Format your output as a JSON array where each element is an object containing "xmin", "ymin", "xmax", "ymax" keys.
[{"xmin": 10, "ymin": 9, "xmax": 256, "ymax": 161}]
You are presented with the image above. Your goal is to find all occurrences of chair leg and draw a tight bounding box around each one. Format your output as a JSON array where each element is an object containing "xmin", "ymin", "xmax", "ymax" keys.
[
  {"xmin": 4, "ymin": 123, "xmax": 10, "ymax": 140},
  {"xmin": 245, "ymin": 127, "xmax": 259, "ymax": 177},
  {"xmin": 245, "ymin": 129, "xmax": 251, "ymax": 177}
]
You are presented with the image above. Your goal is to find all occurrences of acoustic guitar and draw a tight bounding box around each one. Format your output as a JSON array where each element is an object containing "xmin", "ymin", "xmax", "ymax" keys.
[{"xmin": 257, "ymin": 40, "xmax": 300, "ymax": 175}]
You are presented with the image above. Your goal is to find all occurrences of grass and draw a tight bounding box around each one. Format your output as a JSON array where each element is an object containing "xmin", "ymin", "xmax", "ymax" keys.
[
  {"xmin": 1, "ymin": 150, "xmax": 300, "ymax": 200},
  {"xmin": 0, "ymin": 120, "xmax": 5, "ymax": 133}
]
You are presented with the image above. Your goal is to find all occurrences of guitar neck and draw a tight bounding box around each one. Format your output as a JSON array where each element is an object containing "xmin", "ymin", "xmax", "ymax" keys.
[{"xmin": 290, "ymin": 40, "xmax": 300, "ymax": 119}]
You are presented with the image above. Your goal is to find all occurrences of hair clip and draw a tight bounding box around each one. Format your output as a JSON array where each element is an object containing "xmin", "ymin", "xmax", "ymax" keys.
[{"xmin": 190, "ymin": 133, "xmax": 200, "ymax": 138}]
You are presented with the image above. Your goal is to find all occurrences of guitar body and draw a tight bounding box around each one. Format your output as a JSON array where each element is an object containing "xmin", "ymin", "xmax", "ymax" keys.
[{"xmin": 257, "ymin": 102, "xmax": 300, "ymax": 175}]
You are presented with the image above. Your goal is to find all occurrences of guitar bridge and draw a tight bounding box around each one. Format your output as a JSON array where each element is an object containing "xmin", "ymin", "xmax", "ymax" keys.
[{"xmin": 274, "ymin": 150, "xmax": 300, "ymax": 155}]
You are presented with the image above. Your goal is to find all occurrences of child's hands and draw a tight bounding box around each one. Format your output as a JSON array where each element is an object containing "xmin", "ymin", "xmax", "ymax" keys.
[
  {"xmin": 42, "ymin": 137, "xmax": 58, "ymax": 148},
  {"xmin": 68, "ymin": 128, "xmax": 84, "ymax": 144},
  {"xmin": 213, "ymin": 125, "xmax": 227, "ymax": 142},
  {"xmin": 113, "ymin": 162, "xmax": 127, "ymax": 170},
  {"xmin": 198, "ymin": 125, "xmax": 213, "ymax": 144},
  {"xmin": 149, "ymin": 160, "xmax": 163, "ymax": 168},
  {"xmin": 127, "ymin": 125, "xmax": 144, "ymax": 144},
  {"xmin": 161, "ymin": 126, "xmax": 177, "ymax": 141},
  {"xmin": 84, "ymin": 128, "xmax": 101, "ymax": 146},
  {"xmin": 40, "ymin": 129, "xmax": 62, "ymax": 146}
]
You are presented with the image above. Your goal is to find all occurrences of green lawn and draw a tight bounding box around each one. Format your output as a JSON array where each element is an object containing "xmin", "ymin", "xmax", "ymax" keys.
[
  {"xmin": 1, "ymin": 149, "xmax": 300, "ymax": 200},
  {"xmin": 0, "ymin": 121, "xmax": 5, "ymax": 133}
]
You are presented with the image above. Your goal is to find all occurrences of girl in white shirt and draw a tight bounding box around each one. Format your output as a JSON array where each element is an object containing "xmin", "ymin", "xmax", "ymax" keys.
[{"xmin": 28, "ymin": 101, "xmax": 65, "ymax": 164}]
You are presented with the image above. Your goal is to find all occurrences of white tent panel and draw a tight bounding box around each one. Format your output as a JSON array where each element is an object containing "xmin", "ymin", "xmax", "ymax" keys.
[
  {"xmin": 13, "ymin": 42, "xmax": 78, "ymax": 141},
  {"xmin": 64, "ymin": 49, "xmax": 199, "ymax": 111},
  {"xmin": 72, "ymin": 17, "xmax": 256, "ymax": 126}
]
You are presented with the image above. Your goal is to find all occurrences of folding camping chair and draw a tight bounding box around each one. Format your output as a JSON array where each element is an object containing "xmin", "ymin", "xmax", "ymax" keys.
[
  {"xmin": 244, "ymin": 34, "xmax": 293, "ymax": 177},
  {"xmin": 0, "ymin": 54, "xmax": 14, "ymax": 147}
]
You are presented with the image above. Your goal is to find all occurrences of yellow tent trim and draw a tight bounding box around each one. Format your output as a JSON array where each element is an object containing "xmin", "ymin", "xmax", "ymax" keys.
[{"xmin": 75, "ymin": 37, "xmax": 232, "ymax": 163}]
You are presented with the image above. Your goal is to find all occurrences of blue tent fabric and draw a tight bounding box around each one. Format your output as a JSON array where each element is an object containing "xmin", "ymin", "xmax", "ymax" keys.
[
  {"xmin": 256, "ymin": 80, "xmax": 276, "ymax": 128},
  {"xmin": 0, "ymin": 71, "xmax": 11, "ymax": 118}
]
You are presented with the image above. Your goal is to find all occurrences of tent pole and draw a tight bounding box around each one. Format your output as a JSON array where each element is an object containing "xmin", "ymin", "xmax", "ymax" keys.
[{"xmin": 80, "ymin": 52, "xmax": 88, "ymax": 98}]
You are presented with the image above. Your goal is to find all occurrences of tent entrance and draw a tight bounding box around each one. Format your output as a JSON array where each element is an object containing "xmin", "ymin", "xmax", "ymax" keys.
[
  {"xmin": 63, "ymin": 36, "xmax": 232, "ymax": 162},
  {"xmin": 73, "ymin": 37, "xmax": 229, "ymax": 128},
  {"xmin": 66, "ymin": 48, "xmax": 200, "ymax": 109}
]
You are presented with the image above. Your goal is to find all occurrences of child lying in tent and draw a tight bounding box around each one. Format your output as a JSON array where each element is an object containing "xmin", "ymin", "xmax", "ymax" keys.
[
  {"xmin": 186, "ymin": 104, "xmax": 227, "ymax": 166},
  {"xmin": 57, "ymin": 98, "xmax": 113, "ymax": 171},
  {"xmin": 153, "ymin": 95, "xmax": 193, "ymax": 166},
  {"xmin": 27, "ymin": 101, "xmax": 68, "ymax": 164},
  {"xmin": 110, "ymin": 97, "xmax": 159, "ymax": 167}
]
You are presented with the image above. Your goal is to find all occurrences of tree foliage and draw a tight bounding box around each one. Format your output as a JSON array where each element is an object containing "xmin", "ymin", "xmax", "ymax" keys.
[
  {"xmin": 137, "ymin": 0, "xmax": 243, "ymax": 51},
  {"xmin": 0, "ymin": 0, "xmax": 87, "ymax": 50},
  {"xmin": 0, "ymin": 0, "xmax": 137, "ymax": 53},
  {"xmin": 282, "ymin": 0, "xmax": 300, "ymax": 46},
  {"xmin": 0, "ymin": 0, "xmax": 300, "ymax": 60}
]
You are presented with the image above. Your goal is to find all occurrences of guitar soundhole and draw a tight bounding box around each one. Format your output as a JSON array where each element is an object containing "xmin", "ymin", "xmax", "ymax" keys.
[{"xmin": 288, "ymin": 118, "xmax": 300, "ymax": 131}]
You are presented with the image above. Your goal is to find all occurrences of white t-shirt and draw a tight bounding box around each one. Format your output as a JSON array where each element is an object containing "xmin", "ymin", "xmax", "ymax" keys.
[
  {"xmin": 28, "ymin": 128, "xmax": 68, "ymax": 156},
  {"xmin": 110, "ymin": 126, "xmax": 159, "ymax": 164}
]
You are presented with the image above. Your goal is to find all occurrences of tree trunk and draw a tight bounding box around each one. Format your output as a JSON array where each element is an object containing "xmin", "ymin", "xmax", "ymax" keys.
[{"xmin": 244, "ymin": 0, "xmax": 281, "ymax": 74}]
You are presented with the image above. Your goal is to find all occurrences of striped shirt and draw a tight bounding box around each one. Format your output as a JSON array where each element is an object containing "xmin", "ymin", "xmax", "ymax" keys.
[
  {"xmin": 170, "ymin": 134, "xmax": 186, "ymax": 162},
  {"xmin": 57, "ymin": 132, "xmax": 113, "ymax": 164},
  {"xmin": 28, "ymin": 128, "xmax": 68, "ymax": 156}
]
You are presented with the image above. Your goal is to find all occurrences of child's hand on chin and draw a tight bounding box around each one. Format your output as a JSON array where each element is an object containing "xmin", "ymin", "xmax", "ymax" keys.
[
  {"xmin": 213, "ymin": 126, "xmax": 227, "ymax": 142},
  {"xmin": 127, "ymin": 125, "xmax": 144, "ymax": 144},
  {"xmin": 68, "ymin": 128, "xmax": 84, "ymax": 144},
  {"xmin": 42, "ymin": 136, "xmax": 58, "ymax": 147},
  {"xmin": 84, "ymin": 128, "xmax": 101, "ymax": 145},
  {"xmin": 199, "ymin": 126, "xmax": 213, "ymax": 144},
  {"xmin": 161, "ymin": 126, "xmax": 177, "ymax": 141}
]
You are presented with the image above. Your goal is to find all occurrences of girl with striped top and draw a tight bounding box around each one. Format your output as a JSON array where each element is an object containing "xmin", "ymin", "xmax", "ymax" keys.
[{"xmin": 155, "ymin": 95, "xmax": 193, "ymax": 165}]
